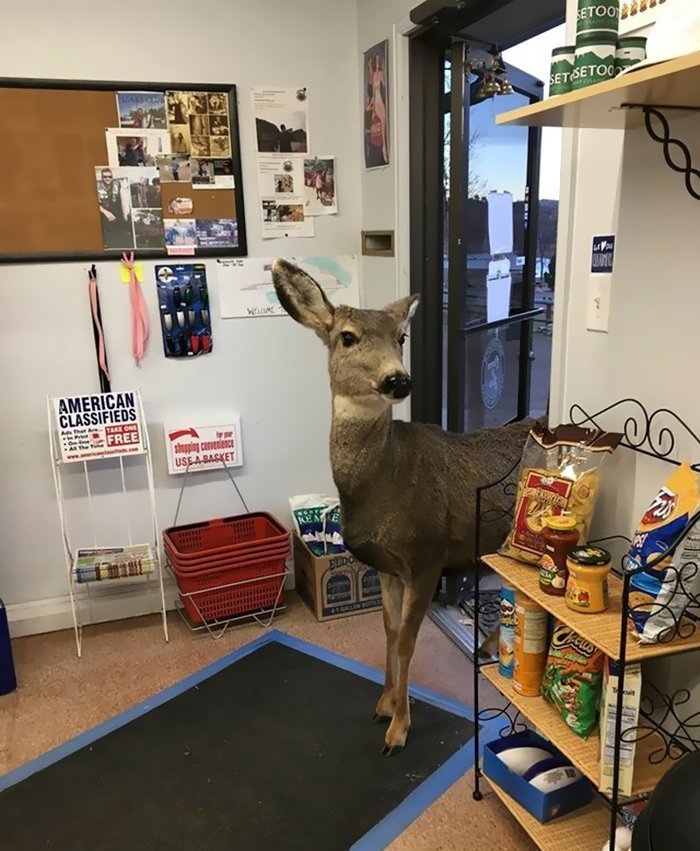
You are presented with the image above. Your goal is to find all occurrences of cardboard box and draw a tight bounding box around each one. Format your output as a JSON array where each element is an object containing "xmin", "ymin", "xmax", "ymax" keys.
[
  {"xmin": 292, "ymin": 532, "xmax": 382, "ymax": 621},
  {"xmin": 483, "ymin": 730, "xmax": 593, "ymax": 823},
  {"xmin": 599, "ymin": 659, "xmax": 642, "ymax": 798}
]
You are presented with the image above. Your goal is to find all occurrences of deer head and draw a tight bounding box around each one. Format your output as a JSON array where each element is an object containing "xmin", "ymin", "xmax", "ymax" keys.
[{"xmin": 272, "ymin": 259, "xmax": 419, "ymax": 414}]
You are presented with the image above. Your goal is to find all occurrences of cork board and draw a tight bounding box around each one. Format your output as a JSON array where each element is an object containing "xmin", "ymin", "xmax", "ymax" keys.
[{"xmin": 0, "ymin": 79, "xmax": 247, "ymax": 263}]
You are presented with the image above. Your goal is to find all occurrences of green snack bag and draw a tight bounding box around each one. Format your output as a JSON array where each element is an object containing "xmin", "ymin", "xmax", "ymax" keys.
[{"xmin": 540, "ymin": 620, "xmax": 604, "ymax": 739}]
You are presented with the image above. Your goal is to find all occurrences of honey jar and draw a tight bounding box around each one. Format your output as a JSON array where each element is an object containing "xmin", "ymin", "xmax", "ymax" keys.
[
  {"xmin": 539, "ymin": 515, "xmax": 579, "ymax": 596},
  {"xmin": 565, "ymin": 546, "xmax": 612, "ymax": 613}
]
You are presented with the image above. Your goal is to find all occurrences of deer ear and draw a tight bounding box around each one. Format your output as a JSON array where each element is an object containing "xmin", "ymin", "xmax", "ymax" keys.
[
  {"xmin": 271, "ymin": 259, "xmax": 335, "ymax": 344},
  {"xmin": 384, "ymin": 294, "xmax": 420, "ymax": 333}
]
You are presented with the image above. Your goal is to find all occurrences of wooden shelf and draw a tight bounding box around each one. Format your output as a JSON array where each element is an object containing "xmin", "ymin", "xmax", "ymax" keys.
[
  {"xmin": 486, "ymin": 776, "xmax": 615, "ymax": 851},
  {"xmin": 481, "ymin": 554, "xmax": 700, "ymax": 661},
  {"xmin": 481, "ymin": 665, "xmax": 671, "ymax": 798},
  {"xmin": 495, "ymin": 50, "xmax": 700, "ymax": 129}
]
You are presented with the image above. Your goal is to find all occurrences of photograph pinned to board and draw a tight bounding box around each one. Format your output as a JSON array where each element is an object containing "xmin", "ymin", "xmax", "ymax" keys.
[
  {"xmin": 164, "ymin": 218, "xmax": 197, "ymax": 250},
  {"xmin": 106, "ymin": 128, "xmax": 171, "ymax": 168},
  {"xmin": 196, "ymin": 218, "xmax": 238, "ymax": 248},
  {"xmin": 129, "ymin": 168, "xmax": 161, "ymax": 209},
  {"xmin": 155, "ymin": 263, "xmax": 212, "ymax": 358},
  {"xmin": 95, "ymin": 166, "xmax": 134, "ymax": 251},
  {"xmin": 303, "ymin": 156, "xmax": 337, "ymax": 215},
  {"xmin": 217, "ymin": 255, "xmax": 359, "ymax": 319},
  {"xmin": 167, "ymin": 90, "xmax": 231, "ymax": 159},
  {"xmin": 116, "ymin": 91, "xmax": 167, "ymax": 129},
  {"xmin": 364, "ymin": 39, "xmax": 389, "ymax": 169},
  {"xmin": 257, "ymin": 154, "xmax": 305, "ymax": 201},
  {"xmin": 167, "ymin": 197, "xmax": 194, "ymax": 216},
  {"xmin": 252, "ymin": 87, "xmax": 310, "ymax": 153},
  {"xmin": 260, "ymin": 198, "xmax": 314, "ymax": 239},
  {"xmin": 191, "ymin": 157, "xmax": 235, "ymax": 189},
  {"xmin": 157, "ymin": 154, "xmax": 192, "ymax": 183}
]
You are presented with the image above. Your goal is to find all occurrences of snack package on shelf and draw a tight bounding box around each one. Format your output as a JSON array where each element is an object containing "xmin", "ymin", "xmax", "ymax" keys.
[
  {"xmin": 289, "ymin": 494, "xmax": 344, "ymax": 557},
  {"xmin": 500, "ymin": 424, "xmax": 622, "ymax": 565},
  {"xmin": 598, "ymin": 658, "xmax": 642, "ymax": 798},
  {"xmin": 627, "ymin": 462, "xmax": 700, "ymax": 644},
  {"xmin": 540, "ymin": 620, "xmax": 605, "ymax": 739}
]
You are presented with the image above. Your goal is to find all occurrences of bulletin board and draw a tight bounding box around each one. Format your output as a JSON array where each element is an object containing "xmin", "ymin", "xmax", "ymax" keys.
[{"xmin": 0, "ymin": 78, "xmax": 248, "ymax": 263}]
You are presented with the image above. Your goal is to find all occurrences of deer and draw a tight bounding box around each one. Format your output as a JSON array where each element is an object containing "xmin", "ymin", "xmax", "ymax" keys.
[{"xmin": 272, "ymin": 259, "xmax": 538, "ymax": 755}]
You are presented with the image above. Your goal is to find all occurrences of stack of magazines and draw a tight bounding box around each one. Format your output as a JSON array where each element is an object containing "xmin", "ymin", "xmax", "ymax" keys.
[{"xmin": 73, "ymin": 544, "xmax": 154, "ymax": 584}]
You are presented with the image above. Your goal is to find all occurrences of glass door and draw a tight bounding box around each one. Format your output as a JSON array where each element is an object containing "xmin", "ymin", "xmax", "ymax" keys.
[{"xmin": 444, "ymin": 45, "xmax": 543, "ymax": 433}]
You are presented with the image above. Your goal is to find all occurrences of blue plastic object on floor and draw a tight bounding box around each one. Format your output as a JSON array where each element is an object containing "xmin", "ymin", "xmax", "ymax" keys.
[{"xmin": 0, "ymin": 599, "xmax": 17, "ymax": 695}]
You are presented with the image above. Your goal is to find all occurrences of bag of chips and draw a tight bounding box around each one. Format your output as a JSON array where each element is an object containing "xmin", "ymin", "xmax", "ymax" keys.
[
  {"xmin": 289, "ymin": 494, "xmax": 344, "ymax": 557},
  {"xmin": 627, "ymin": 462, "xmax": 700, "ymax": 644},
  {"xmin": 540, "ymin": 620, "xmax": 604, "ymax": 739},
  {"xmin": 501, "ymin": 424, "xmax": 623, "ymax": 564}
]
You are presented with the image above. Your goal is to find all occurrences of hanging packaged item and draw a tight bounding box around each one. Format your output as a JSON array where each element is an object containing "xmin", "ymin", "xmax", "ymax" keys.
[
  {"xmin": 540, "ymin": 620, "xmax": 604, "ymax": 739},
  {"xmin": 155, "ymin": 263, "xmax": 212, "ymax": 358},
  {"xmin": 513, "ymin": 593, "xmax": 548, "ymax": 696},
  {"xmin": 627, "ymin": 462, "xmax": 700, "ymax": 643},
  {"xmin": 498, "ymin": 584, "xmax": 517, "ymax": 679},
  {"xmin": 501, "ymin": 424, "xmax": 622, "ymax": 565}
]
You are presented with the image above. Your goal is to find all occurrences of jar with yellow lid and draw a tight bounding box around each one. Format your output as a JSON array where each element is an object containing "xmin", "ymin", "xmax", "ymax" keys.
[
  {"xmin": 539, "ymin": 515, "xmax": 579, "ymax": 597},
  {"xmin": 565, "ymin": 545, "xmax": 612, "ymax": 614}
]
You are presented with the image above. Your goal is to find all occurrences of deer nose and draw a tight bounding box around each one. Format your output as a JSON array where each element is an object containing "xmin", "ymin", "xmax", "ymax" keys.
[{"xmin": 380, "ymin": 373, "xmax": 412, "ymax": 399}]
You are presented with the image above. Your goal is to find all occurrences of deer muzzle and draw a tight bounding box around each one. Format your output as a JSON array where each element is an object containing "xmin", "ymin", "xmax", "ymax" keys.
[{"xmin": 379, "ymin": 372, "xmax": 412, "ymax": 400}]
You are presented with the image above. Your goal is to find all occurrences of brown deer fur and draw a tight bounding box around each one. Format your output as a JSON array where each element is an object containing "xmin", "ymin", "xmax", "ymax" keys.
[{"xmin": 272, "ymin": 259, "xmax": 535, "ymax": 754}]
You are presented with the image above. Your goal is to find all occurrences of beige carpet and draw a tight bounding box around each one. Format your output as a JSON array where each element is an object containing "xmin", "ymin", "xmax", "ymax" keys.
[{"xmin": 0, "ymin": 594, "xmax": 534, "ymax": 850}]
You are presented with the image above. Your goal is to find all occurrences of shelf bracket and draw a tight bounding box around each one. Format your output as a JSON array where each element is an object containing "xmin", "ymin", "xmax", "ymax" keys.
[{"xmin": 622, "ymin": 103, "xmax": 700, "ymax": 201}]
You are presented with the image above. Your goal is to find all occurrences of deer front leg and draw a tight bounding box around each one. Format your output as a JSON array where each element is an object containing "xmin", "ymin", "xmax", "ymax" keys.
[
  {"xmin": 383, "ymin": 574, "xmax": 434, "ymax": 756},
  {"xmin": 374, "ymin": 572, "xmax": 404, "ymax": 722}
]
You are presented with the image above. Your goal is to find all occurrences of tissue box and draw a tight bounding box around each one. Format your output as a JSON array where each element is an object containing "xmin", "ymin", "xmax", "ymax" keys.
[
  {"xmin": 293, "ymin": 533, "xmax": 382, "ymax": 621},
  {"xmin": 483, "ymin": 730, "xmax": 593, "ymax": 822}
]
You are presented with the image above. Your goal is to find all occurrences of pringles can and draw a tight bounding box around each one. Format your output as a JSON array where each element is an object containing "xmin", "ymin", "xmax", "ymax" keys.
[
  {"xmin": 572, "ymin": 33, "xmax": 617, "ymax": 90},
  {"xmin": 498, "ymin": 584, "xmax": 516, "ymax": 679},
  {"xmin": 550, "ymin": 46, "xmax": 576, "ymax": 96},
  {"xmin": 513, "ymin": 592, "xmax": 548, "ymax": 696}
]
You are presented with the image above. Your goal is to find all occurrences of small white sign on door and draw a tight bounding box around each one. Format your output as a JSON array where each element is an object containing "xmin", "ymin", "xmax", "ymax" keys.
[{"xmin": 164, "ymin": 416, "xmax": 243, "ymax": 475}]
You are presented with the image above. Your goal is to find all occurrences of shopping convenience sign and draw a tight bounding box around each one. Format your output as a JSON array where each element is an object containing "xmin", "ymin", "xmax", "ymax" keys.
[
  {"xmin": 164, "ymin": 417, "xmax": 243, "ymax": 475},
  {"xmin": 53, "ymin": 391, "xmax": 145, "ymax": 463}
]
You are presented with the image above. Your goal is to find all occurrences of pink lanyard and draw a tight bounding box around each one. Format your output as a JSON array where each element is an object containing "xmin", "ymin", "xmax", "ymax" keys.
[{"xmin": 122, "ymin": 252, "xmax": 149, "ymax": 366}]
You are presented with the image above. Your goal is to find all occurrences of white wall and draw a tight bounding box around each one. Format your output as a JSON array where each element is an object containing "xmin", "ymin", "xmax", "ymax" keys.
[
  {"xmin": 0, "ymin": 0, "xmax": 361, "ymax": 626},
  {"xmin": 553, "ymin": 2, "xmax": 700, "ymax": 706}
]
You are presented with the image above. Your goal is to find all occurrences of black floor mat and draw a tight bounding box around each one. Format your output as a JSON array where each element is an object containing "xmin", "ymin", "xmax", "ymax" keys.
[{"xmin": 0, "ymin": 637, "xmax": 475, "ymax": 850}]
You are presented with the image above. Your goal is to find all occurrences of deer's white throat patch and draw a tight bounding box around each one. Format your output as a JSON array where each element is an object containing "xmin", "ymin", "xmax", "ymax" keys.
[{"xmin": 333, "ymin": 395, "xmax": 389, "ymax": 420}]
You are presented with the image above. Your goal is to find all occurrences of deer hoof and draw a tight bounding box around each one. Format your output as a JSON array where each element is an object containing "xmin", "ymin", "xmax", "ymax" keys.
[{"xmin": 381, "ymin": 743, "xmax": 403, "ymax": 757}]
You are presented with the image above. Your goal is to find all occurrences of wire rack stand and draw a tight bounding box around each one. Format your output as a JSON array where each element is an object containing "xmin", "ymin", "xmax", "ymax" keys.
[{"xmin": 471, "ymin": 398, "xmax": 700, "ymax": 851}]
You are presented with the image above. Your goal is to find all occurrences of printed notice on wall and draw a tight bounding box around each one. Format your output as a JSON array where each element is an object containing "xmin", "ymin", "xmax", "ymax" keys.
[
  {"xmin": 591, "ymin": 235, "xmax": 615, "ymax": 273},
  {"xmin": 164, "ymin": 417, "xmax": 243, "ymax": 475},
  {"xmin": 53, "ymin": 392, "xmax": 144, "ymax": 463}
]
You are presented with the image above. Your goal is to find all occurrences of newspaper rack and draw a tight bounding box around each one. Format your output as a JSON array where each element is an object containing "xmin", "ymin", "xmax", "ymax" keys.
[{"xmin": 47, "ymin": 389, "xmax": 168, "ymax": 657}]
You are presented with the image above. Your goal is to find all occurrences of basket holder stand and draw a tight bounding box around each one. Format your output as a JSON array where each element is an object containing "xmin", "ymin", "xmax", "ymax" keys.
[
  {"xmin": 167, "ymin": 459, "xmax": 288, "ymax": 640},
  {"xmin": 47, "ymin": 390, "xmax": 169, "ymax": 658}
]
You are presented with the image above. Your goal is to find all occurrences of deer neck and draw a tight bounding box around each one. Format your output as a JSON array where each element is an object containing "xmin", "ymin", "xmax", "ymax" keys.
[{"xmin": 330, "ymin": 395, "xmax": 394, "ymax": 497}]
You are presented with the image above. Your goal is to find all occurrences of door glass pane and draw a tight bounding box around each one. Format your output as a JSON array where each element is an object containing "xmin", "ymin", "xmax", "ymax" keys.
[{"xmin": 463, "ymin": 323, "xmax": 524, "ymax": 432}]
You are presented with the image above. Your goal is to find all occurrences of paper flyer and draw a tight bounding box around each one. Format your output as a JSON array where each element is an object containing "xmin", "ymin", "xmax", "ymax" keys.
[
  {"xmin": 252, "ymin": 86, "xmax": 310, "ymax": 154},
  {"xmin": 303, "ymin": 156, "xmax": 337, "ymax": 216}
]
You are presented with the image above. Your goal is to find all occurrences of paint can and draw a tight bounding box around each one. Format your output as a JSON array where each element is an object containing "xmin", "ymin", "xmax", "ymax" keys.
[
  {"xmin": 572, "ymin": 33, "xmax": 617, "ymax": 90},
  {"xmin": 498, "ymin": 584, "xmax": 516, "ymax": 679},
  {"xmin": 513, "ymin": 592, "xmax": 548, "ymax": 697},
  {"xmin": 549, "ymin": 46, "xmax": 576, "ymax": 96},
  {"xmin": 616, "ymin": 36, "xmax": 647, "ymax": 74},
  {"xmin": 576, "ymin": 0, "xmax": 619, "ymax": 37}
]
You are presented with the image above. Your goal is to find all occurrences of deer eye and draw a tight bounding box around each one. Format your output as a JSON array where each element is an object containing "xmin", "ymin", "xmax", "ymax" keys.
[
  {"xmin": 341, "ymin": 331, "xmax": 358, "ymax": 347},
  {"xmin": 399, "ymin": 333, "xmax": 407, "ymax": 347}
]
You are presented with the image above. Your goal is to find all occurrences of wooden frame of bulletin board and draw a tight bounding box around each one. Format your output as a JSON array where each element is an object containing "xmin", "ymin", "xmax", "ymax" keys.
[{"xmin": 0, "ymin": 78, "xmax": 248, "ymax": 264}]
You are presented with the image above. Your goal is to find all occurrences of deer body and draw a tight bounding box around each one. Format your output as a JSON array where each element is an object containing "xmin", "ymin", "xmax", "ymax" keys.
[{"xmin": 272, "ymin": 259, "xmax": 533, "ymax": 754}]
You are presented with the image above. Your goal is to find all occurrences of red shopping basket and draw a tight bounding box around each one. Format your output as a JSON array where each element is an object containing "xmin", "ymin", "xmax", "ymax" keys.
[
  {"xmin": 170, "ymin": 554, "xmax": 287, "ymax": 624},
  {"xmin": 164, "ymin": 536, "xmax": 290, "ymax": 572},
  {"xmin": 163, "ymin": 512, "xmax": 288, "ymax": 561}
]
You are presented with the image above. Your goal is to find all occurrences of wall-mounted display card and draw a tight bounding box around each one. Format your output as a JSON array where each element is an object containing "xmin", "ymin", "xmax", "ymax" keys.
[{"xmin": 156, "ymin": 264, "xmax": 212, "ymax": 357}]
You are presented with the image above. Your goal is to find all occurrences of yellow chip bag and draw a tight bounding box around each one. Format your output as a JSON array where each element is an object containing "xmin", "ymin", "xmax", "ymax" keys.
[{"xmin": 501, "ymin": 424, "xmax": 623, "ymax": 564}]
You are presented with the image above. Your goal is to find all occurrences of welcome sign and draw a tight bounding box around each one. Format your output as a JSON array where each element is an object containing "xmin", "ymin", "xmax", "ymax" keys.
[{"xmin": 53, "ymin": 392, "xmax": 144, "ymax": 463}]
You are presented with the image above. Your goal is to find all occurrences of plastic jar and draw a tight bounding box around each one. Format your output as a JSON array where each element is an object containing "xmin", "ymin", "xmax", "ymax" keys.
[
  {"xmin": 539, "ymin": 515, "xmax": 580, "ymax": 596},
  {"xmin": 565, "ymin": 546, "xmax": 612, "ymax": 613}
]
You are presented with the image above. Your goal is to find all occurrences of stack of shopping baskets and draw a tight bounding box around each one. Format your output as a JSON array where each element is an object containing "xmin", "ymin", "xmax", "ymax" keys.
[{"xmin": 163, "ymin": 512, "xmax": 290, "ymax": 625}]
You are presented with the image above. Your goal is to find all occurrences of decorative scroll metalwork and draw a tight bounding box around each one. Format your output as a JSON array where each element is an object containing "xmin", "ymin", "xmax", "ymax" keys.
[
  {"xmin": 621, "ymin": 682, "xmax": 700, "ymax": 764},
  {"xmin": 478, "ymin": 702, "xmax": 528, "ymax": 738}
]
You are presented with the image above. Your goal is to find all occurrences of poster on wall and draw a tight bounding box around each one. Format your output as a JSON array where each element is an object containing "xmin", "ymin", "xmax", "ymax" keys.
[
  {"xmin": 53, "ymin": 391, "xmax": 144, "ymax": 463},
  {"xmin": 217, "ymin": 256, "xmax": 360, "ymax": 318},
  {"xmin": 252, "ymin": 87, "xmax": 310, "ymax": 154},
  {"xmin": 363, "ymin": 39, "xmax": 389, "ymax": 169},
  {"xmin": 303, "ymin": 156, "xmax": 338, "ymax": 216},
  {"xmin": 164, "ymin": 416, "xmax": 243, "ymax": 474},
  {"xmin": 619, "ymin": 0, "xmax": 670, "ymax": 35}
]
